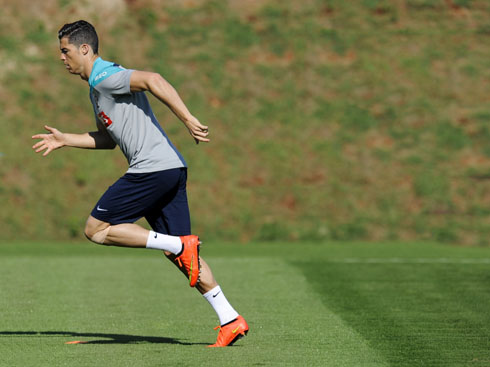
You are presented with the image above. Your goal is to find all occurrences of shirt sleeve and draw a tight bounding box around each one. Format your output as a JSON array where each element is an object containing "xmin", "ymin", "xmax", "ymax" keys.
[{"xmin": 95, "ymin": 69, "xmax": 134, "ymax": 96}]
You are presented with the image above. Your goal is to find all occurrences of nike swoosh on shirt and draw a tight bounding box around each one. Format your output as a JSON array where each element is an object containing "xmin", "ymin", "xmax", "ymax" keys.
[{"xmin": 96, "ymin": 206, "xmax": 109, "ymax": 212}]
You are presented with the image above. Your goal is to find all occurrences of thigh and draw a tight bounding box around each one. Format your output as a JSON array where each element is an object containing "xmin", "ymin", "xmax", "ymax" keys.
[
  {"xmin": 91, "ymin": 169, "xmax": 182, "ymax": 225},
  {"xmin": 146, "ymin": 168, "xmax": 191, "ymax": 236}
]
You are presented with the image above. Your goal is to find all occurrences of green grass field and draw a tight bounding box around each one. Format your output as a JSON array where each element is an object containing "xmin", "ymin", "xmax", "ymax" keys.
[{"xmin": 0, "ymin": 241, "xmax": 489, "ymax": 366}]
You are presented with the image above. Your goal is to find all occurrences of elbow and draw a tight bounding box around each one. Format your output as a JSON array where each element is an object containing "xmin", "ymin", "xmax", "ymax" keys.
[
  {"xmin": 103, "ymin": 133, "xmax": 116, "ymax": 149},
  {"xmin": 94, "ymin": 138, "xmax": 116, "ymax": 150},
  {"xmin": 94, "ymin": 136, "xmax": 117, "ymax": 150},
  {"xmin": 147, "ymin": 73, "xmax": 164, "ymax": 91},
  {"xmin": 150, "ymin": 72, "xmax": 164, "ymax": 84}
]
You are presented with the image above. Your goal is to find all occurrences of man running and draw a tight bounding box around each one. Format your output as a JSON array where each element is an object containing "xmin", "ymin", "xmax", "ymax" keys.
[{"xmin": 32, "ymin": 20, "xmax": 248, "ymax": 347}]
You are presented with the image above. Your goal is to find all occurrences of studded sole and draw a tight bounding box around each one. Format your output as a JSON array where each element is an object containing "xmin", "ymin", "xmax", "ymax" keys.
[{"xmin": 228, "ymin": 329, "xmax": 248, "ymax": 347}]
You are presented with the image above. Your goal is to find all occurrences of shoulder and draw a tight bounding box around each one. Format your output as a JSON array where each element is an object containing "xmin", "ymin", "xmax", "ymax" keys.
[{"xmin": 89, "ymin": 58, "xmax": 129, "ymax": 89}]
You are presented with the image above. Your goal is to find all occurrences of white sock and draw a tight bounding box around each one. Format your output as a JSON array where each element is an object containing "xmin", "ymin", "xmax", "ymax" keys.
[
  {"xmin": 145, "ymin": 231, "xmax": 183, "ymax": 254},
  {"xmin": 203, "ymin": 285, "xmax": 239, "ymax": 326}
]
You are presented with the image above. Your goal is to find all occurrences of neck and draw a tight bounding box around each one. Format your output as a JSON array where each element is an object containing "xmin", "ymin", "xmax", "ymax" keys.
[{"xmin": 81, "ymin": 54, "xmax": 100, "ymax": 81}]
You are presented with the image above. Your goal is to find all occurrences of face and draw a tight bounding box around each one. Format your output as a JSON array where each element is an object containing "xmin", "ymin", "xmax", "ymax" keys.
[{"xmin": 59, "ymin": 37, "xmax": 85, "ymax": 75}]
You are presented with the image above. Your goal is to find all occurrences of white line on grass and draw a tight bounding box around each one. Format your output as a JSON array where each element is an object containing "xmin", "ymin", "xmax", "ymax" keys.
[{"xmin": 327, "ymin": 258, "xmax": 490, "ymax": 264}]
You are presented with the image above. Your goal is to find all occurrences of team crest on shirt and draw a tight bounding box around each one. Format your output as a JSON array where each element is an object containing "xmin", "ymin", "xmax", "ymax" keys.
[{"xmin": 98, "ymin": 111, "xmax": 113, "ymax": 127}]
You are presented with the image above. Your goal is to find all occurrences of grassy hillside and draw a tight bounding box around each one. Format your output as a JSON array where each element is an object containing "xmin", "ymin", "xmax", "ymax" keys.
[{"xmin": 1, "ymin": 0, "xmax": 490, "ymax": 244}]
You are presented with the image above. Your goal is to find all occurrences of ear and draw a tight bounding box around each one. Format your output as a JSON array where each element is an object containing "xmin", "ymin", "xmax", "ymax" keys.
[{"xmin": 80, "ymin": 44, "xmax": 91, "ymax": 55}]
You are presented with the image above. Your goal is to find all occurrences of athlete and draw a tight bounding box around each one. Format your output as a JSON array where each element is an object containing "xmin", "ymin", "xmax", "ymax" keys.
[{"xmin": 31, "ymin": 20, "xmax": 248, "ymax": 347}]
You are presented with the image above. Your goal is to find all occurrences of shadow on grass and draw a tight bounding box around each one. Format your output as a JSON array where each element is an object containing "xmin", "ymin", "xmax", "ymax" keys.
[{"xmin": 0, "ymin": 331, "xmax": 208, "ymax": 345}]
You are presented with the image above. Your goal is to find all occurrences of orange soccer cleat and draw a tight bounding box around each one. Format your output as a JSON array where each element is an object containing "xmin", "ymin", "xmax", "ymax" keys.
[
  {"xmin": 208, "ymin": 315, "xmax": 249, "ymax": 347},
  {"xmin": 174, "ymin": 235, "xmax": 201, "ymax": 287}
]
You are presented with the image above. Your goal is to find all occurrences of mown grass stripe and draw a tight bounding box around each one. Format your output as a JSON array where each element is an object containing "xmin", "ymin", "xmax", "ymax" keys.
[
  {"xmin": 208, "ymin": 257, "xmax": 389, "ymax": 366},
  {"xmin": 296, "ymin": 259, "xmax": 490, "ymax": 366}
]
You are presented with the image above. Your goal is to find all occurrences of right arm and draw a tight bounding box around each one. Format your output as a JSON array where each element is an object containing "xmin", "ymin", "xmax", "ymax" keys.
[
  {"xmin": 32, "ymin": 123, "xmax": 116, "ymax": 157},
  {"xmin": 129, "ymin": 71, "xmax": 210, "ymax": 144}
]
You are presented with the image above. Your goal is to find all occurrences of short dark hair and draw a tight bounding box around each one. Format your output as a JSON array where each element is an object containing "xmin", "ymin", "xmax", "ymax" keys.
[{"xmin": 58, "ymin": 20, "xmax": 99, "ymax": 54}]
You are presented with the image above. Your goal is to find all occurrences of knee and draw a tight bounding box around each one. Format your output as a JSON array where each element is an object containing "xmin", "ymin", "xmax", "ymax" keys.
[{"xmin": 84, "ymin": 218, "xmax": 111, "ymax": 245}]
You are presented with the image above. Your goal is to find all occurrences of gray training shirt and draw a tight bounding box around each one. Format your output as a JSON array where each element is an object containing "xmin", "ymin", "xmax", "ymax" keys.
[{"xmin": 88, "ymin": 57, "xmax": 187, "ymax": 173}]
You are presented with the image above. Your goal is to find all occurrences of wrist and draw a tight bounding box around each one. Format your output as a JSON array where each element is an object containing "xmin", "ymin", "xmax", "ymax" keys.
[
  {"xmin": 60, "ymin": 133, "xmax": 70, "ymax": 147},
  {"xmin": 182, "ymin": 115, "xmax": 196, "ymax": 124}
]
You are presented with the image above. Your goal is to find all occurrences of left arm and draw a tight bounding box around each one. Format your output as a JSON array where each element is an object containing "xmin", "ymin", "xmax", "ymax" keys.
[
  {"xmin": 32, "ymin": 123, "xmax": 115, "ymax": 156},
  {"xmin": 130, "ymin": 71, "xmax": 210, "ymax": 144}
]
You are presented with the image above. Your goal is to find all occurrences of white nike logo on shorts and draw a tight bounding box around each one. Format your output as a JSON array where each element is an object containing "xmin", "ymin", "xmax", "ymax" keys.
[{"xmin": 96, "ymin": 206, "xmax": 109, "ymax": 212}]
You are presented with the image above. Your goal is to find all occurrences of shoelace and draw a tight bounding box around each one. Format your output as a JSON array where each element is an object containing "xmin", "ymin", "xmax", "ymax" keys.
[{"xmin": 213, "ymin": 325, "xmax": 221, "ymax": 331}]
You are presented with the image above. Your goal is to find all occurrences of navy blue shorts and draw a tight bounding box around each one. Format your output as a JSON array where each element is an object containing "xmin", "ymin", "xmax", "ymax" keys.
[{"xmin": 90, "ymin": 168, "xmax": 191, "ymax": 236}]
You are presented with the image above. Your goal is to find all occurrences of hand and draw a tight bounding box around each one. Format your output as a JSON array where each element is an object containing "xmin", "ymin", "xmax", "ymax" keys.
[
  {"xmin": 184, "ymin": 116, "xmax": 210, "ymax": 145},
  {"xmin": 32, "ymin": 125, "xmax": 66, "ymax": 156}
]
